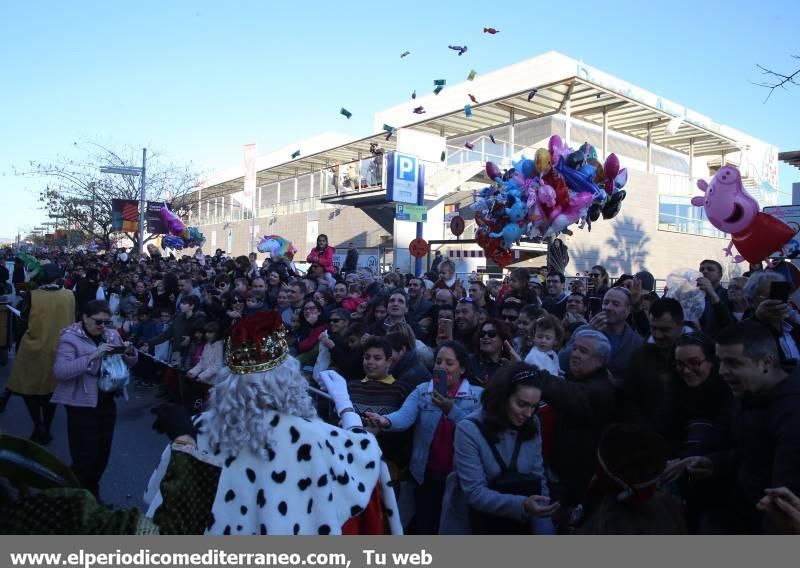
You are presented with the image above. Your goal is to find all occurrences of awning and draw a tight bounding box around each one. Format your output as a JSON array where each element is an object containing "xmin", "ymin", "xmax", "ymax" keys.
[
  {"xmin": 779, "ymin": 150, "xmax": 800, "ymax": 171},
  {"xmin": 200, "ymin": 76, "xmax": 741, "ymax": 199}
]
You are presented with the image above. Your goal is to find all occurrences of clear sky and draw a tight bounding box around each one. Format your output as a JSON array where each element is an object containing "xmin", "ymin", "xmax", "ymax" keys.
[{"xmin": 1, "ymin": 0, "xmax": 798, "ymax": 240}]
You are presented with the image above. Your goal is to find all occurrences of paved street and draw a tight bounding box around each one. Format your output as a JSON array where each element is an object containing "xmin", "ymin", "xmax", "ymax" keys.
[{"xmin": 0, "ymin": 352, "xmax": 168, "ymax": 511}]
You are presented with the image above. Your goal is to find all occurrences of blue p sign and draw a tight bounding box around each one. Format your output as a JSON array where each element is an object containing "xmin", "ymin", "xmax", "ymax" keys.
[{"xmin": 396, "ymin": 155, "xmax": 416, "ymax": 181}]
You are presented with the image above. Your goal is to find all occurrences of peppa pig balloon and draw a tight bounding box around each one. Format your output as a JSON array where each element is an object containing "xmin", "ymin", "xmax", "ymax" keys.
[{"xmin": 691, "ymin": 165, "xmax": 794, "ymax": 263}]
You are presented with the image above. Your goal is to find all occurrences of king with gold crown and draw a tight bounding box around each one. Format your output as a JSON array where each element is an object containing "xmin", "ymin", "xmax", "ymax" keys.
[{"xmin": 144, "ymin": 311, "xmax": 402, "ymax": 535}]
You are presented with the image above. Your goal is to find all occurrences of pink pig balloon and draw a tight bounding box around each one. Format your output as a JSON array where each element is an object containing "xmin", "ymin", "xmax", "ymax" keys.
[
  {"xmin": 690, "ymin": 166, "xmax": 756, "ymax": 235},
  {"xmin": 691, "ymin": 165, "xmax": 794, "ymax": 263}
]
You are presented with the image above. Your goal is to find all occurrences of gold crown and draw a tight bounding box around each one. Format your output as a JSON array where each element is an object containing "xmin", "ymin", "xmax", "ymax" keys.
[{"xmin": 224, "ymin": 312, "xmax": 290, "ymax": 375}]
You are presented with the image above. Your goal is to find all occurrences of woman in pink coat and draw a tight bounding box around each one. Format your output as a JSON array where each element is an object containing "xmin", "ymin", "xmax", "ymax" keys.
[
  {"xmin": 306, "ymin": 234, "xmax": 336, "ymax": 274},
  {"xmin": 51, "ymin": 299, "xmax": 137, "ymax": 498}
]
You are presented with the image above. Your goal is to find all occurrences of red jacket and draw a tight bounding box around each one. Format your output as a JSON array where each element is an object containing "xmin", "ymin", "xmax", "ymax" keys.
[{"xmin": 307, "ymin": 246, "xmax": 336, "ymax": 273}]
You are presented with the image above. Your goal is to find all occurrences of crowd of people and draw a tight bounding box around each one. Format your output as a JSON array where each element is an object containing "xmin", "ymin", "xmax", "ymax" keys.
[{"xmin": 1, "ymin": 237, "xmax": 800, "ymax": 535}]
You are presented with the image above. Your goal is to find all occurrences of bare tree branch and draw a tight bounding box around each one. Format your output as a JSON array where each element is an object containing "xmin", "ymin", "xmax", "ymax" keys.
[
  {"xmin": 754, "ymin": 55, "xmax": 800, "ymax": 102},
  {"xmin": 15, "ymin": 141, "xmax": 201, "ymax": 251}
]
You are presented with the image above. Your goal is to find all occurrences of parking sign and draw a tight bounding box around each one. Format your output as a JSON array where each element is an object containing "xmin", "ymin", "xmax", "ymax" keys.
[{"xmin": 386, "ymin": 151, "xmax": 421, "ymax": 204}]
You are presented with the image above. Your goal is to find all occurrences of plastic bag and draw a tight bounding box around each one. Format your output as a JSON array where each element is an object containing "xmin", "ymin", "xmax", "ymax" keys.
[
  {"xmin": 664, "ymin": 268, "xmax": 706, "ymax": 322},
  {"xmin": 99, "ymin": 354, "xmax": 131, "ymax": 393},
  {"xmin": 108, "ymin": 293, "xmax": 121, "ymax": 315},
  {"xmin": 312, "ymin": 338, "xmax": 332, "ymax": 385}
]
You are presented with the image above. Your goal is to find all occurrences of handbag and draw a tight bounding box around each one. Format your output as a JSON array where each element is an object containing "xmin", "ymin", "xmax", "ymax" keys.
[
  {"xmin": 465, "ymin": 418, "xmax": 542, "ymax": 535},
  {"xmin": 99, "ymin": 353, "xmax": 131, "ymax": 393}
]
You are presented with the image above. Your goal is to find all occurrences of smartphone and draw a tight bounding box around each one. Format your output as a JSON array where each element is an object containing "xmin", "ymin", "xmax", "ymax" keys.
[
  {"xmin": 769, "ymin": 281, "xmax": 791, "ymax": 303},
  {"xmin": 109, "ymin": 345, "xmax": 127, "ymax": 355},
  {"xmin": 432, "ymin": 369, "xmax": 449, "ymax": 397},
  {"xmin": 588, "ymin": 297, "xmax": 602, "ymax": 315}
]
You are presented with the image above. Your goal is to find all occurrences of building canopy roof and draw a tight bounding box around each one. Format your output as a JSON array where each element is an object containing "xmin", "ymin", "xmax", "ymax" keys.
[
  {"xmin": 201, "ymin": 69, "xmax": 743, "ymax": 200},
  {"xmin": 779, "ymin": 151, "xmax": 800, "ymax": 171}
]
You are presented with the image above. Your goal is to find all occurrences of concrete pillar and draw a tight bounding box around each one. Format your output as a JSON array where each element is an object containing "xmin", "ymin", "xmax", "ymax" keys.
[
  {"xmin": 646, "ymin": 123, "xmax": 653, "ymax": 173},
  {"xmin": 565, "ymin": 97, "xmax": 572, "ymax": 148},
  {"xmin": 602, "ymin": 107, "xmax": 608, "ymax": 160},
  {"xmin": 689, "ymin": 138, "xmax": 695, "ymax": 180},
  {"xmin": 509, "ymin": 108, "xmax": 515, "ymax": 155}
]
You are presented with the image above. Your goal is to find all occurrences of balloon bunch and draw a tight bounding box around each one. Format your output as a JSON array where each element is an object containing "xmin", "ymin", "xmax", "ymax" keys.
[
  {"xmin": 161, "ymin": 235, "xmax": 185, "ymax": 250},
  {"xmin": 471, "ymin": 135, "xmax": 628, "ymax": 266},
  {"xmin": 257, "ymin": 235, "xmax": 297, "ymax": 259},
  {"xmin": 160, "ymin": 204, "xmax": 206, "ymax": 249}
]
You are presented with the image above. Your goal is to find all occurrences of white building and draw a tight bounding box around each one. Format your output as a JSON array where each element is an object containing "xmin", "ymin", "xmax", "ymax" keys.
[{"xmin": 190, "ymin": 51, "xmax": 780, "ymax": 280}]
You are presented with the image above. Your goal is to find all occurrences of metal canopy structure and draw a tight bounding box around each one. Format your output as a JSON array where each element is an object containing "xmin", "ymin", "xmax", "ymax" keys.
[
  {"xmin": 779, "ymin": 150, "xmax": 800, "ymax": 171},
  {"xmin": 200, "ymin": 76, "xmax": 741, "ymax": 200},
  {"xmin": 404, "ymin": 77, "xmax": 740, "ymax": 157},
  {"xmin": 200, "ymin": 133, "xmax": 399, "ymax": 201}
]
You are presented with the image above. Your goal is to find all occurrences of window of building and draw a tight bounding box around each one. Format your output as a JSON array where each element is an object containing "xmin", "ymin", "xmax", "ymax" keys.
[{"xmin": 658, "ymin": 195, "xmax": 725, "ymax": 238}]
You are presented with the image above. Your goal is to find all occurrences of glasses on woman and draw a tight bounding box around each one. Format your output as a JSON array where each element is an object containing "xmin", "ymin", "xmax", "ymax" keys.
[
  {"xmin": 329, "ymin": 318, "xmax": 343, "ymax": 323},
  {"xmin": 90, "ymin": 318, "xmax": 113, "ymax": 326},
  {"xmin": 479, "ymin": 329, "xmax": 498, "ymax": 338}
]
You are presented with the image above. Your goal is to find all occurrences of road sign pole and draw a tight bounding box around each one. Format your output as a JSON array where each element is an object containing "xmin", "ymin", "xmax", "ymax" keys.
[{"xmin": 414, "ymin": 165, "xmax": 425, "ymax": 277}]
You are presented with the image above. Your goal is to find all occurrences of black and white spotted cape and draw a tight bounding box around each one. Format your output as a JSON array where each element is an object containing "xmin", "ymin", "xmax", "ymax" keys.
[{"xmin": 144, "ymin": 410, "xmax": 402, "ymax": 535}]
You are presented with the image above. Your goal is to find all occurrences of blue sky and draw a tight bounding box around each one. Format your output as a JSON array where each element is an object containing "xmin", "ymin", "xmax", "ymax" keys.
[{"xmin": 1, "ymin": 0, "xmax": 798, "ymax": 239}]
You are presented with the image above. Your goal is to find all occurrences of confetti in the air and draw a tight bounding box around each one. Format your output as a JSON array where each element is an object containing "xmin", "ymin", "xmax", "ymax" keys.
[
  {"xmin": 340, "ymin": 108, "xmax": 352, "ymax": 119},
  {"xmin": 447, "ymin": 45, "xmax": 468, "ymax": 56},
  {"xmin": 400, "ymin": 51, "xmax": 410, "ymax": 58},
  {"xmin": 413, "ymin": 106, "xmax": 426, "ymax": 114},
  {"xmin": 464, "ymin": 105, "xmax": 472, "ymax": 117},
  {"xmin": 483, "ymin": 28, "xmax": 500, "ymax": 34},
  {"xmin": 527, "ymin": 89, "xmax": 538, "ymax": 102},
  {"xmin": 291, "ymin": 150, "xmax": 300, "ymax": 159}
]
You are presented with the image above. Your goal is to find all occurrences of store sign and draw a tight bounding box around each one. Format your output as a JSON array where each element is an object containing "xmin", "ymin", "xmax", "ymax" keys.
[
  {"xmin": 395, "ymin": 203, "xmax": 427, "ymax": 222},
  {"xmin": 332, "ymin": 249, "xmax": 380, "ymax": 274}
]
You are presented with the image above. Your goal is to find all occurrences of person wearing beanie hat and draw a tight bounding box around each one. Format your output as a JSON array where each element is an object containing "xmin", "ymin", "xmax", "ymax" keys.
[{"xmin": 5, "ymin": 262, "xmax": 75, "ymax": 445}]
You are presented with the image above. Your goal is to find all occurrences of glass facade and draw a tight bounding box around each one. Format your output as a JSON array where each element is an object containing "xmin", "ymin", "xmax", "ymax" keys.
[{"xmin": 657, "ymin": 195, "xmax": 725, "ymax": 238}]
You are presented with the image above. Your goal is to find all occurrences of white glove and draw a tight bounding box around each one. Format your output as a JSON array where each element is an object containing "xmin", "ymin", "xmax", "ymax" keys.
[
  {"xmin": 318, "ymin": 370, "xmax": 353, "ymax": 414},
  {"xmin": 318, "ymin": 370, "xmax": 362, "ymax": 430}
]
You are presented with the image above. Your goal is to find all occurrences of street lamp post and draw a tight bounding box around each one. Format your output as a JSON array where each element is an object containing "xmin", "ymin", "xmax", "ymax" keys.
[{"xmin": 100, "ymin": 148, "xmax": 147, "ymax": 255}]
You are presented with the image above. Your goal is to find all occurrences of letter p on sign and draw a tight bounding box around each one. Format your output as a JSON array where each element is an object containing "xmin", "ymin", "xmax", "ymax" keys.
[{"xmin": 397, "ymin": 155, "xmax": 416, "ymax": 181}]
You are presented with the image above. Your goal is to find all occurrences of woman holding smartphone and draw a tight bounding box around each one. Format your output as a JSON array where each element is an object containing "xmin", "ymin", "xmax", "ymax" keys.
[
  {"xmin": 51, "ymin": 299, "xmax": 138, "ymax": 498},
  {"xmin": 364, "ymin": 341, "xmax": 482, "ymax": 534}
]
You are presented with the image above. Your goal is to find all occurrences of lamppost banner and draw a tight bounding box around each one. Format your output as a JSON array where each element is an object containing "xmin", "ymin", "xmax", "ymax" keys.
[{"xmin": 111, "ymin": 200, "xmax": 172, "ymax": 234}]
